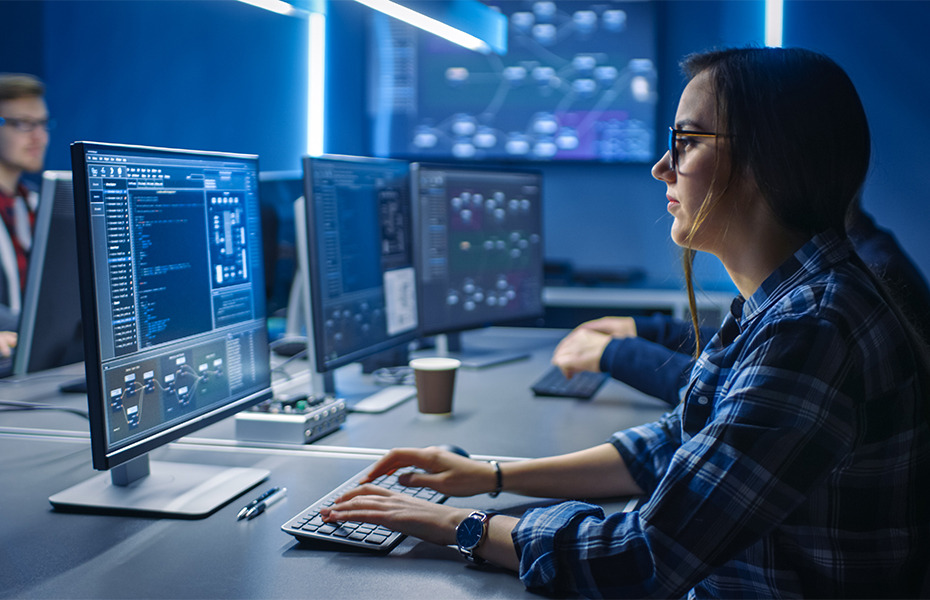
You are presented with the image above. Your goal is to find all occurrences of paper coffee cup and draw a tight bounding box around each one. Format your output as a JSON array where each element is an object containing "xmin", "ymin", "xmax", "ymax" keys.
[{"xmin": 409, "ymin": 357, "xmax": 461, "ymax": 416}]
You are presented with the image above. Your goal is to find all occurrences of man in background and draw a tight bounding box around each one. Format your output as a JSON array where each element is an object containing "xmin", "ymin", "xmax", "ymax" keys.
[{"xmin": 0, "ymin": 73, "xmax": 51, "ymax": 355}]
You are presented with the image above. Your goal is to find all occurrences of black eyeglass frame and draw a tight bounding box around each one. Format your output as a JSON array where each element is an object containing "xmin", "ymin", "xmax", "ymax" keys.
[
  {"xmin": 668, "ymin": 126, "xmax": 722, "ymax": 171},
  {"xmin": 0, "ymin": 116, "xmax": 56, "ymax": 133}
]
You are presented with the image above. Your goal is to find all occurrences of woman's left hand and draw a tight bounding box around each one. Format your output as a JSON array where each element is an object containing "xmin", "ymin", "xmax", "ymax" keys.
[{"xmin": 320, "ymin": 484, "xmax": 472, "ymax": 547}]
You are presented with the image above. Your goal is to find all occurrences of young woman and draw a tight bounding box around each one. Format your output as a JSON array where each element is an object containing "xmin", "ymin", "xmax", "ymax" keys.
[{"xmin": 321, "ymin": 47, "xmax": 930, "ymax": 598}]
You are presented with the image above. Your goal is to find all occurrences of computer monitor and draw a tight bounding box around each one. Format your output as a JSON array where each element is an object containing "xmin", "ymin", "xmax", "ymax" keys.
[
  {"xmin": 294, "ymin": 155, "xmax": 419, "ymax": 402},
  {"xmin": 370, "ymin": 1, "xmax": 658, "ymax": 163},
  {"xmin": 50, "ymin": 142, "xmax": 273, "ymax": 518},
  {"xmin": 10, "ymin": 171, "xmax": 84, "ymax": 377},
  {"xmin": 411, "ymin": 163, "xmax": 544, "ymax": 367},
  {"xmin": 257, "ymin": 170, "xmax": 302, "ymax": 318}
]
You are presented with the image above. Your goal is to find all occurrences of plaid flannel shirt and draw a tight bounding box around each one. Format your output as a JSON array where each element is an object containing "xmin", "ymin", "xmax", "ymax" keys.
[{"xmin": 513, "ymin": 230, "xmax": 930, "ymax": 598}]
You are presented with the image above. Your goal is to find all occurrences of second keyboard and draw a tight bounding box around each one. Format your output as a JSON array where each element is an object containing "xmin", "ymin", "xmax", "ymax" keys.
[{"xmin": 531, "ymin": 366, "xmax": 609, "ymax": 399}]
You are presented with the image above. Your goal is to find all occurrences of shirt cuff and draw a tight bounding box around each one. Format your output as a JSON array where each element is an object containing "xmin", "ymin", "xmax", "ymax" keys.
[
  {"xmin": 632, "ymin": 315, "xmax": 663, "ymax": 342},
  {"xmin": 511, "ymin": 501, "xmax": 606, "ymax": 592},
  {"xmin": 599, "ymin": 338, "xmax": 693, "ymax": 406}
]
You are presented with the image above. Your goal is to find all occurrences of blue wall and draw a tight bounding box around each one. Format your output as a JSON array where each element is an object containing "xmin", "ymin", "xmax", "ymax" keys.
[
  {"xmin": 4, "ymin": 0, "xmax": 309, "ymax": 173},
  {"xmin": 783, "ymin": 0, "xmax": 930, "ymax": 293},
  {"xmin": 2, "ymin": 0, "xmax": 928, "ymax": 293},
  {"xmin": 0, "ymin": 1, "xmax": 44, "ymax": 76}
]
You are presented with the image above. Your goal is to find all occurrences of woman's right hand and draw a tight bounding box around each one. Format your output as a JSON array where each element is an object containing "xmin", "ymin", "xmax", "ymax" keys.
[
  {"xmin": 360, "ymin": 446, "xmax": 498, "ymax": 497},
  {"xmin": 577, "ymin": 316, "xmax": 637, "ymax": 338},
  {"xmin": 551, "ymin": 327, "xmax": 613, "ymax": 377}
]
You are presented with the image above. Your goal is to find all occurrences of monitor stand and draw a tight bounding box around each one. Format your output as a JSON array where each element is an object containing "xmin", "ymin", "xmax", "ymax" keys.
[
  {"xmin": 433, "ymin": 332, "xmax": 529, "ymax": 369},
  {"xmin": 49, "ymin": 454, "xmax": 269, "ymax": 519}
]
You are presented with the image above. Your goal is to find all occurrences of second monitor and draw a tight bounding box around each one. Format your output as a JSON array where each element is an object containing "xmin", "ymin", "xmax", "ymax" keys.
[
  {"xmin": 295, "ymin": 155, "xmax": 420, "ymax": 405},
  {"xmin": 411, "ymin": 163, "xmax": 544, "ymax": 367}
]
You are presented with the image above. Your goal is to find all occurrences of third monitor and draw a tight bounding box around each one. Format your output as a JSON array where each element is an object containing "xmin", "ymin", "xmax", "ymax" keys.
[{"xmin": 411, "ymin": 162, "xmax": 544, "ymax": 367}]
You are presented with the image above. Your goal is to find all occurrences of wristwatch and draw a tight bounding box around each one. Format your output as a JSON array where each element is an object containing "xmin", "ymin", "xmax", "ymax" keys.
[{"xmin": 455, "ymin": 510, "xmax": 495, "ymax": 564}]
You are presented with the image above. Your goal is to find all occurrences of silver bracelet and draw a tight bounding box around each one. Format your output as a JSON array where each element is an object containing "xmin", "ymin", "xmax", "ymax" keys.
[{"xmin": 488, "ymin": 460, "xmax": 503, "ymax": 498}]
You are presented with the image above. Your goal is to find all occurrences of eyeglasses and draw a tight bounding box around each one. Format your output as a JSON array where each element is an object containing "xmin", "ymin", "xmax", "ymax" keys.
[
  {"xmin": 0, "ymin": 116, "xmax": 56, "ymax": 133},
  {"xmin": 668, "ymin": 126, "xmax": 722, "ymax": 171}
]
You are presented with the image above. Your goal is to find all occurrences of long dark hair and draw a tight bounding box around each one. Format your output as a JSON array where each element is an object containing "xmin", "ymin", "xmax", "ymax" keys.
[
  {"xmin": 679, "ymin": 47, "xmax": 870, "ymax": 354},
  {"xmin": 679, "ymin": 47, "xmax": 929, "ymax": 419}
]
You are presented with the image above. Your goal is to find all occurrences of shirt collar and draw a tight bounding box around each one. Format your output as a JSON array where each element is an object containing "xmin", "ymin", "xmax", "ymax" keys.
[
  {"xmin": 738, "ymin": 229, "xmax": 852, "ymax": 327},
  {"xmin": 0, "ymin": 181, "xmax": 29, "ymax": 202}
]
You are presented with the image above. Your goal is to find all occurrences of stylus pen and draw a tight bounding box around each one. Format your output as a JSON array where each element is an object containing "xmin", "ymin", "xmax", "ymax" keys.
[
  {"xmin": 237, "ymin": 486, "xmax": 281, "ymax": 520},
  {"xmin": 246, "ymin": 487, "xmax": 287, "ymax": 520}
]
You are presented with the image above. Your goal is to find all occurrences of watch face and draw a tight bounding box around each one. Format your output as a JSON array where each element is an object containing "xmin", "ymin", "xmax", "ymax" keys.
[{"xmin": 456, "ymin": 515, "xmax": 484, "ymax": 548}]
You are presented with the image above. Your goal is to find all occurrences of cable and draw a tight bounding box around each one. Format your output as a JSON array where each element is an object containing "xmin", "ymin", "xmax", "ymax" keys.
[
  {"xmin": 0, "ymin": 399, "xmax": 89, "ymax": 420},
  {"xmin": 272, "ymin": 349, "xmax": 309, "ymax": 378},
  {"xmin": 269, "ymin": 336, "xmax": 310, "ymax": 379}
]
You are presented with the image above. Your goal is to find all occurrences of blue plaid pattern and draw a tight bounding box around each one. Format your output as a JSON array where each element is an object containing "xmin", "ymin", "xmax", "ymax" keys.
[{"xmin": 513, "ymin": 230, "xmax": 930, "ymax": 598}]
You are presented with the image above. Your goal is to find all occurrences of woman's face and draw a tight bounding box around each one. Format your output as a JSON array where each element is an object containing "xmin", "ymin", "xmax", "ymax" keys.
[{"xmin": 652, "ymin": 71, "xmax": 731, "ymax": 253}]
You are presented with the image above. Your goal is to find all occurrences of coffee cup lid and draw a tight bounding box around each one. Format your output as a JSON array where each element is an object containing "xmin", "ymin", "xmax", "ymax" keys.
[{"xmin": 409, "ymin": 357, "xmax": 462, "ymax": 370}]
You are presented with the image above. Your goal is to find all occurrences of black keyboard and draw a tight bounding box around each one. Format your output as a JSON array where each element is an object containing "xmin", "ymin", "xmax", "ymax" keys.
[
  {"xmin": 282, "ymin": 465, "xmax": 446, "ymax": 551},
  {"xmin": 531, "ymin": 366, "xmax": 609, "ymax": 399}
]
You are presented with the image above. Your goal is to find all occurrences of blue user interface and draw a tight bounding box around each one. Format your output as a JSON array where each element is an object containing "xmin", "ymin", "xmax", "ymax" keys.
[{"xmin": 79, "ymin": 145, "xmax": 270, "ymax": 452}]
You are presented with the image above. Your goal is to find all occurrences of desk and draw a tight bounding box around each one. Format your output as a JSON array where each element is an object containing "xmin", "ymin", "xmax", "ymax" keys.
[
  {"xmin": 0, "ymin": 328, "xmax": 669, "ymax": 599},
  {"xmin": 0, "ymin": 432, "xmax": 638, "ymax": 599},
  {"xmin": 320, "ymin": 328, "xmax": 669, "ymax": 457},
  {"xmin": 0, "ymin": 434, "xmax": 527, "ymax": 599},
  {"xmin": 0, "ymin": 361, "xmax": 85, "ymax": 403}
]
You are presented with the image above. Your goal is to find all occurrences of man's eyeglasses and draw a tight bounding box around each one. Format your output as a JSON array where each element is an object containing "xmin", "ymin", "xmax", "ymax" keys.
[
  {"xmin": 0, "ymin": 116, "xmax": 56, "ymax": 133},
  {"xmin": 668, "ymin": 126, "xmax": 722, "ymax": 171}
]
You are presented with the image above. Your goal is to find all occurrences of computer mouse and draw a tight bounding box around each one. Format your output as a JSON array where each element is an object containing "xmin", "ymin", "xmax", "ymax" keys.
[
  {"xmin": 437, "ymin": 444, "xmax": 470, "ymax": 458},
  {"xmin": 272, "ymin": 340, "xmax": 308, "ymax": 357}
]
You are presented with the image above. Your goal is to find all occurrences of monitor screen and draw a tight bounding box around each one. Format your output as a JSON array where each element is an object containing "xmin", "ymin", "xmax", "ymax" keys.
[
  {"xmin": 412, "ymin": 163, "xmax": 544, "ymax": 336},
  {"xmin": 370, "ymin": 0, "xmax": 658, "ymax": 163},
  {"xmin": 300, "ymin": 155, "xmax": 419, "ymax": 374},
  {"xmin": 258, "ymin": 171, "xmax": 302, "ymax": 318},
  {"xmin": 70, "ymin": 142, "xmax": 272, "ymax": 473},
  {"xmin": 12, "ymin": 171, "xmax": 84, "ymax": 376}
]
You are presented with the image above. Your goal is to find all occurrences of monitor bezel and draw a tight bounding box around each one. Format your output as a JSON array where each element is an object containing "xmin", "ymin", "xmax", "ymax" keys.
[
  {"xmin": 71, "ymin": 141, "xmax": 273, "ymax": 472},
  {"xmin": 301, "ymin": 154, "xmax": 421, "ymax": 373},
  {"xmin": 410, "ymin": 162, "xmax": 546, "ymax": 337}
]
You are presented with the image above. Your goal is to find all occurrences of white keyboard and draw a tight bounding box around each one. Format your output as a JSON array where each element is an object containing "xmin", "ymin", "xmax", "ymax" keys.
[{"xmin": 351, "ymin": 385, "xmax": 417, "ymax": 413}]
